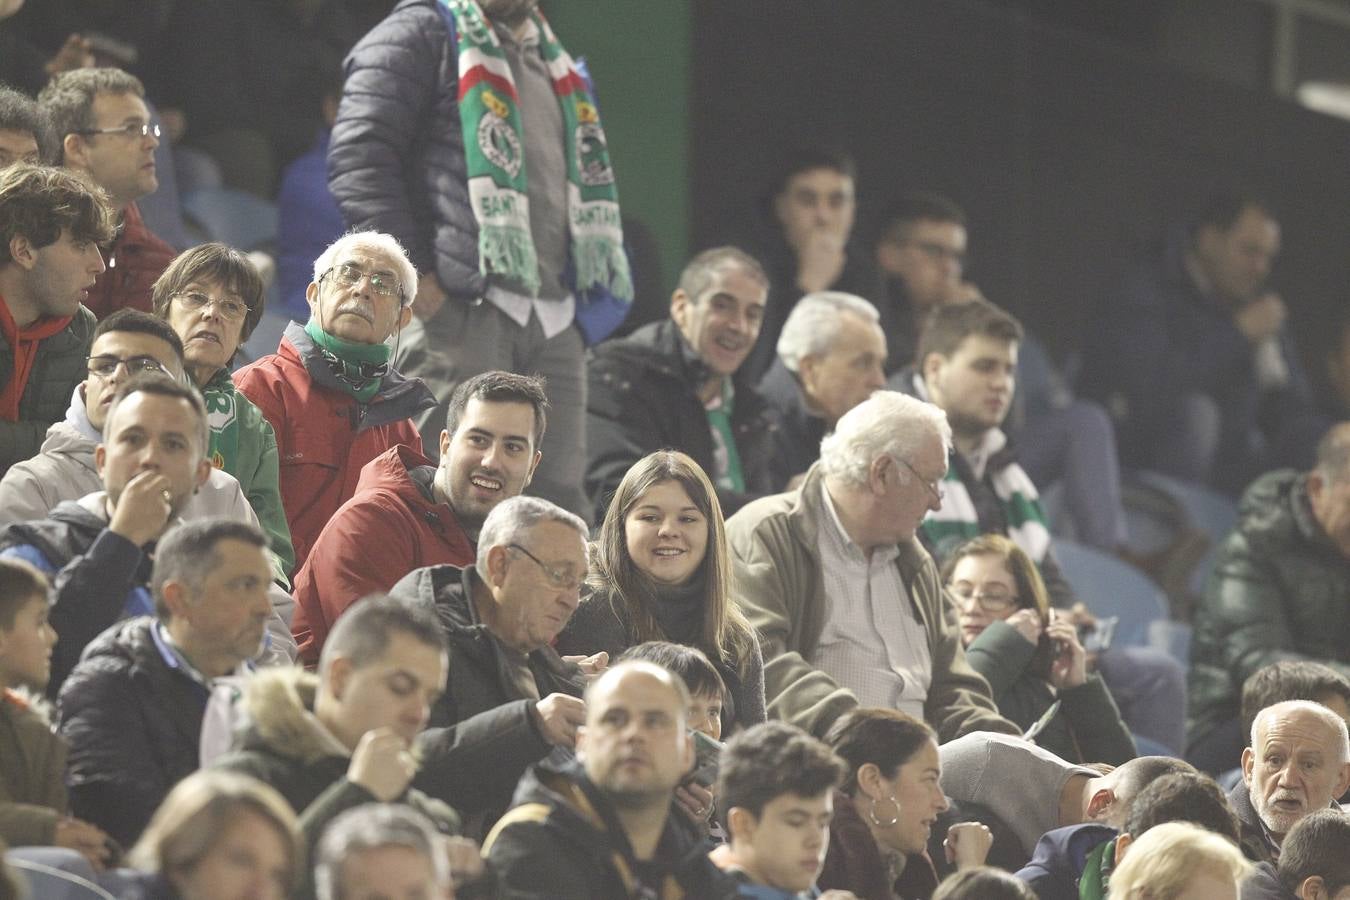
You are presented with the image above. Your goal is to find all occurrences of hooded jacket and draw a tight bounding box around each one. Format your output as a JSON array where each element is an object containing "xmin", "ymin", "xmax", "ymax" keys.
[
  {"xmin": 725, "ymin": 463, "xmax": 1018, "ymax": 740},
  {"xmin": 585, "ymin": 319, "xmax": 779, "ymax": 521},
  {"xmin": 0, "ymin": 690, "xmax": 68, "ymax": 847},
  {"xmin": 233, "ymin": 322, "xmax": 436, "ymax": 569},
  {"xmin": 0, "ymin": 301, "xmax": 94, "ymax": 475},
  {"xmin": 483, "ymin": 756, "xmax": 739, "ymax": 899},
  {"xmin": 1188, "ymin": 469, "xmax": 1350, "ymax": 747},
  {"xmin": 0, "ymin": 490, "xmax": 296, "ymax": 693},
  {"xmin": 212, "ymin": 667, "xmax": 459, "ymax": 848},
  {"xmin": 292, "ymin": 444, "xmax": 474, "ymax": 667},
  {"xmin": 57, "ymin": 617, "xmax": 215, "ymax": 848},
  {"xmin": 389, "ymin": 564, "xmax": 586, "ymax": 837}
]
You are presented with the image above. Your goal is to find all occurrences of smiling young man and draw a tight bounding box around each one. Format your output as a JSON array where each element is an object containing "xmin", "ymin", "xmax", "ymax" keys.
[
  {"xmin": 710, "ymin": 722, "xmax": 847, "ymax": 899},
  {"xmin": 233, "ymin": 231, "xmax": 435, "ymax": 570},
  {"xmin": 0, "ymin": 162, "xmax": 112, "ymax": 476},
  {"xmin": 586, "ymin": 246, "xmax": 779, "ymax": 520},
  {"xmin": 292, "ymin": 371, "xmax": 547, "ymax": 666},
  {"xmin": 38, "ymin": 68, "xmax": 175, "ymax": 319}
]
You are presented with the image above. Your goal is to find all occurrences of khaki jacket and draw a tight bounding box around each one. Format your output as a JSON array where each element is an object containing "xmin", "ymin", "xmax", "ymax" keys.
[{"xmin": 725, "ymin": 464, "xmax": 1019, "ymax": 740}]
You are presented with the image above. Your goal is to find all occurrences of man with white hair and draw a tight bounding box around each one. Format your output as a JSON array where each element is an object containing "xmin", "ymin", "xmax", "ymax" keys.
[
  {"xmin": 1230, "ymin": 699, "xmax": 1350, "ymax": 864},
  {"xmin": 725, "ymin": 390, "xmax": 1018, "ymax": 740},
  {"xmin": 758, "ymin": 290, "xmax": 887, "ymax": 489},
  {"xmin": 233, "ymin": 231, "xmax": 435, "ymax": 569},
  {"xmin": 315, "ymin": 803, "xmax": 473, "ymax": 900},
  {"xmin": 389, "ymin": 495, "xmax": 592, "ymax": 839}
]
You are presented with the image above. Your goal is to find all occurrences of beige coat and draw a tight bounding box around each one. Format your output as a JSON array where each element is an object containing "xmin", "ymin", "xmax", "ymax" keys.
[{"xmin": 726, "ymin": 464, "xmax": 1019, "ymax": 741}]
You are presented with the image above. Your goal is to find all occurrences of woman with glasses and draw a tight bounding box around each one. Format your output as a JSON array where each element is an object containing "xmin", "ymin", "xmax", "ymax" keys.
[
  {"xmin": 941, "ymin": 535, "xmax": 1135, "ymax": 765},
  {"xmin": 150, "ymin": 243, "xmax": 295, "ymax": 581}
]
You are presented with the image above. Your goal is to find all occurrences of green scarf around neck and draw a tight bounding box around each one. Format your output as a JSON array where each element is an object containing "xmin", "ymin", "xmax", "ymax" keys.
[{"xmin": 304, "ymin": 319, "xmax": 391, "ymax": 403}]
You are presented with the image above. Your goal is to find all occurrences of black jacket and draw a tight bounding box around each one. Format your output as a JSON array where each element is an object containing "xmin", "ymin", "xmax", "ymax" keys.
[
  {"xmin": 389, "ymin": 564, "xmax": 587, "ymax": 837},
  {"xmin": 1229, "ymin": 780, "xmax": 1279, "ymax": 865},
  {"xmin": 0, "ymin": 496, "xmax": 153, "ymax": 694},
  {"xmin": 57, "ymin": 617, "xmax": 210, "ymax": 847},
  {"xmin": 585, "ymin": 319, "xmax": 779, "ymax": 521},
  {"xmin": 483, "ymin": 756, "xmax": 738, "ymax": 899},
  {"xmin": 756, "ymin": 358, "xmax": 826, "ymax": 491}
]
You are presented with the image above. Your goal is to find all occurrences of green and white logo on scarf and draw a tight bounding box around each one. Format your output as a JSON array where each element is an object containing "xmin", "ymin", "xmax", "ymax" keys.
[{"xmin": 446, "ymin": 0, "xmax": 633, "ymax": 302}]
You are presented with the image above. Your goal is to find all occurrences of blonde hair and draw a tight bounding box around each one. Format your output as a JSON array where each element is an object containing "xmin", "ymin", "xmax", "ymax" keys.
[
  {"xmin": 129, "ymin": 771, "xmax": 303, "ymax": 895},
  {"xmin": 1106, "ymin": 821, "xmax": 1251, "ymax": 900}
]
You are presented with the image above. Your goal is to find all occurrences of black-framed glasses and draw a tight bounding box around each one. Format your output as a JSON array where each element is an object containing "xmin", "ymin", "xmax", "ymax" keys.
[
  {"xmin": 321, "ymin": 263, "xmax": 403, "ymax": 300},
  {"xmin": 948, "ymin": 584, "xmax": 1020, "ymax": 613},
  {"xmin": 74, "ymin": 122, "xmax": 161, "ymax": 140},
  {"xmin": 86, "ymin": 354, "xmax": 169, "ymax": 379},
  {"xmin": 509, "ymin": 544, "xmax": 584, "ymax": 591},
  {"xmin": 898, "ymin": 457, "xmax": 944, "ymax": 504},
  {"xmin": 173, "ymin": 290, "xmax": 250, "ymax": 322}
]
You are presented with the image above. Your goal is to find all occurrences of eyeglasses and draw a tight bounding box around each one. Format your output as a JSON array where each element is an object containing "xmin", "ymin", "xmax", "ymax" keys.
[
  {"xmin": 86, "ymin": 354, "xmax": 170, "ymax": 379},
  {"xmin": 74, "ymin": 122, "xmax": 161, "ymax": 140},
  {"xmin": 948, "ymin": 584, "xmax": 1020, "ymax": 613},
  {"xmin": 321, "ymin": 263, "xmax": 404, "ymax": 300},
  {"xmin": 509, "ymin": 544, "xmax": 584, "ymax": 591},
  {"xmin": 898, "ymin": 457, "xmax": 944, "ymax": 504},
  {"xmin": 173, "ymin": 290, "xmax": 250, "ymax": 322}
]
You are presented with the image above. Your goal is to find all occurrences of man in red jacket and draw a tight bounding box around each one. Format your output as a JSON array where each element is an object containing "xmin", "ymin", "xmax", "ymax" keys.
[
  {"xmin": 292, "ymin": 370, "xmax": 546, "ymax": 666},
  {"xmin": 38, "ymin": 68, "xmax": 175, "ymax": 320},
  {"xmin": 234, "ymin": 230, "xmax": 436, "ymax": 571}
]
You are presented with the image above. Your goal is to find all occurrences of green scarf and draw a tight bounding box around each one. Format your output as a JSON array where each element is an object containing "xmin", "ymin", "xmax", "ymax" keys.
[
  {"xmin": 304, "ymin": 319, "xmax": 391, "ymax": 403},
  {"xmin": 444, "ymin": 0, "xmax": 632, "ymax": 302},
  {"xmin": 202, "ymin": 368, "xmax": 241, "ymax": 471},
  {"xmin": 918, "ymin": 446, "xmax": 1052, "ymax": 564}
]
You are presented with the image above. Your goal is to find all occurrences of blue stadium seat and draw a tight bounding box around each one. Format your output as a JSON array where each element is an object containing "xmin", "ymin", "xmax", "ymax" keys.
[
  {"xmin": 181, "ymin": 187, "xmax": 279, "ymax": 252},
  {"xmin": 1052, "ymin": 538, "xmax": 1168, "ymax": 649}
]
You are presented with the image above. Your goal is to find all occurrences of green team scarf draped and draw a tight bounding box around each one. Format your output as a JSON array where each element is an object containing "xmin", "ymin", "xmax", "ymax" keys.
[
  {"xmin": 918, "ymin": 442, "xmax": 1052, "ymax": 564},
  {"xmin": 444, "ymin": 0, "xmax": 633, "ymax": 302}
]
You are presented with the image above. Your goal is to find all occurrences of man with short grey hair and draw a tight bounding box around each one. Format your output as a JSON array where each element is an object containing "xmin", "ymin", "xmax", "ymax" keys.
[
  {"xmin": 1229, "ymin": 699, "xmax": 1350, "ymax": 864},
  {"xmin": 315, "ymin": 803, "xmax": 458, "ymax": 900},
  {"xmin": 726, "ymin": 390, "xmax": 1017, "ymax": 740},
  {"xmin": 389, "ymin": 494, "xmax": 592, "ymax": 838},
  {"xmin": 759, "ymin": 290, "xmax": 887, "ymax": 488}
]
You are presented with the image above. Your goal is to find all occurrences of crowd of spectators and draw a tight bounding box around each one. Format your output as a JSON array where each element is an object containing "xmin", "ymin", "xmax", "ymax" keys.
[{"xmin": 1, "ymin": 0, "xmax": 1348, "ymax": 898}]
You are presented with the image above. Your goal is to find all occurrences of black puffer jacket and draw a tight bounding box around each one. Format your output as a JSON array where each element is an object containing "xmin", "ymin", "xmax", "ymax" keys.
[
  {"xmin": 0, "ymin": 305, "xmax": 95, "ymax": 474},
  {"xmin": 388, "ymin": 564, "xmax": 587, "ymax": 837},
  {"xmin": 1188, "ymin": 469, "xmax": 1350, "ymax": 744},
  {"xmin": 585, "ymin": 319, "xmax": 780, "ymax": 521},
  {"xmin": 328, "ymin": 0, "xmax": 481, "ymax": 298},
  {"xmin": 57, "ymin": 617, "xmax": 210, "ymax": 848}
]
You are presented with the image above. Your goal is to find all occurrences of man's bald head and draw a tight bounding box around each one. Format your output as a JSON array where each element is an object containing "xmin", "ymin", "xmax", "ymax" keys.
[{"xmin": 1244, "ymin": 700, "xmax": 1350, "ymax": 844}]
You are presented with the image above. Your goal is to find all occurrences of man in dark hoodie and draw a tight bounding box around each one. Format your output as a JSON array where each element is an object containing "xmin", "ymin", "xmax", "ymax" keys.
[
  {"xmin": 485, "ymin": 660, "xmax": 739, "ymax": 898},
  {"xmin": 389, "ymin": 494, "xmax": 593, "ymax": 839},
  {"xmin": 292, "ymin": 370, "xmax": 547, "ymax": 666},
  {"xmin": 1016, "ymin": 771, "xmax": 1240, "ymax": 900}
]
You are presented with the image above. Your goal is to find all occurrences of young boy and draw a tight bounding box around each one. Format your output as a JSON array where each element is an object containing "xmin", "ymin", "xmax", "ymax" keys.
[
  {"xmin": 711, "ymin": 721, "xmax": 848, "ymax": 899},
  {"xmin": 0, "ymin": 558, "xmax": 109, "ymax": 867}
]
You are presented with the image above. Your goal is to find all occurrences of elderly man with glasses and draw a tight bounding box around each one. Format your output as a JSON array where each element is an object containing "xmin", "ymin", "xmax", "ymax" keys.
[
  {"xmin": 233, "ymin": 231, "xmax": 435, "ymax": 571},
  {"xmin": 38, "ymin": 68, "xmax": 175, "ymax": 320},
  {"xmin": 388, "ymin": 494, "xmax": 594, "ymax": 840}
]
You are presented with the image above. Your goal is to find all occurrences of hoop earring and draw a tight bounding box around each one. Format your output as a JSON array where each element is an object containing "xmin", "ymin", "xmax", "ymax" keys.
[{"xmin": 868, "ymin": 794, "xmax": 901, "ymax": 827}]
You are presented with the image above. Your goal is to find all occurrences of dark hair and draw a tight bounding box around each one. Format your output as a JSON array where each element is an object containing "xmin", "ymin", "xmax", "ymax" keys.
[
  {"xmin": 103, "ymin": 373, "xmax": 209, "ymax": 457},
  {"xmin": 37, "ymin": 67, "xmax": 145, "ymax": 164},
  {"xmin": 0, "ymin": 84, "xmax": 53, "ymax": 163},
  {"xmin": 1242, "ymin": 661, "xmax": 1350, "ymax": 740},
  {"xmin": 1104, "ymin": 756, "xmax": 1198, "ymax": 809},
  {"xmin": 0, "ymin": 163, "xmax": 116, "ymax": 264},
  {"xmin": 675, "ymin": 246, "xmax": 769, "ymax": 303},
  {"xmin": 151, "ymin": 243, "xmax": 267, "ymax": 344},
  {"xmin": 319, "ymin": 594, "xmax": 446, "ymax": 675},
  {"xmin": 151, "ymin": 520, "xmax": 268, "ymax": 620},
  {"xmin": 877, "ymin": 191, "xmax": 968, "ymax": 247},
  {"xmin": 1278, "ymin": 808, "xmax": 1350, "ymax": 895},
  {"xmin": 444, "ymin": 370, "xmax": 549, "ymax": 446},
  {"xmin": 1193, "ymin": 187, "xmax": 1276, "ymax": 234},
  {"xmin": 0, "ymin": 558, "xmax": 49, "ymax": 631},
  {"xmin": 916, "ymin": 297, "xmax": 1024, "ymax": 366},
  {"xmin": 717, "ymin": 722, "xmax": 845, "ymax": 833},
  {"xmin": 592, "ymin": 451, "xmax": 754, "ymax": 677},
  {"xmin": 1121, "ymin": 772, "xmax": 1240, "ymax": 842},
  {"xmin": 940, "ymin": 534, "xmax": 1054, "ymax": 679},
  {"xmin": 94, "ymin": 308, "xmax": 186, "ymax": 365},
  {"xmin": 822, "ymin": 708, "xmax": 935, "ymax": 796},
  {"xmin": 931, "ymin": 867, "xmax": 1037, "ymax": 900},
  {"xmin": 618, "ymin": 641, "xmax": 727, "ymax": 704},
  {"xmin": 770, "ymin": 145, "xmax": 857, "ymax": 199}
]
